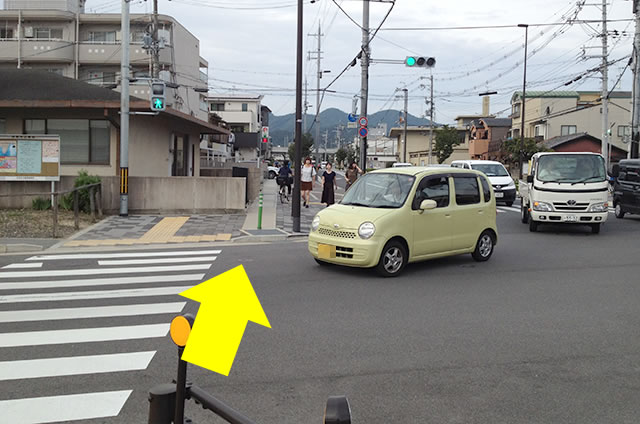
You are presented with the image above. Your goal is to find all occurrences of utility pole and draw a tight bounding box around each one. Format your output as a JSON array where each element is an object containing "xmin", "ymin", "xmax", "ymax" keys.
[
  {"xmin": 632, "ymin": 0, "xmax": 640, "ymax": 158},
  {"xmin": 360, "ymin": 0, "xmax": 370, "ymax": 171},
  {"xmin": 323, "ymin": 130, "xmax": 329, "ymax": 160},
  {"xmin": 152, "ymin": 0, "xmax": 160, "ymax": 78},
  {"xmin": 402, "ymin": 88, "xmax": 408, "ymax": 163},
  {"xmin": 119, "ymin": 0, "xmax": 130, "ymax": 216},
  {"xmin": 293, "ymin": 0, "xmax": 303, "ymax": 232},
  {"xmin": 601, "ymin": 0, "xmax": 610, "ymax": 170},
  {"xmin": 303, "ymin": 79, "xmax": 309, "ymax": 132},
  {"xmin": 428, "ymin": 73, "xmax": 434, "ymax": 164},
  {"xmin": 309, "ymin": 23, "xmax": 323, "ymax": 161},
  {"xmin": 518, "ymin": 23, "xmax": 528, "ymax": 179}
]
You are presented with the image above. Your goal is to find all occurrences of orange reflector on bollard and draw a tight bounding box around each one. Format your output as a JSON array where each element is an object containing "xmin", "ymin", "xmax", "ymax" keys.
[{"xmin": 170, "ymin": 315, "xmax": 192, "ymax": 347}]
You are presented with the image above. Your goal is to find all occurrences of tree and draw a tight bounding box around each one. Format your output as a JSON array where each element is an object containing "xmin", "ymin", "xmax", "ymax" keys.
[
  {"xmin": 434, "ymin": 125, "xmax": 462, "ymax": 164},
  {"xmin": 335, "ymin": 147, "xmax": 347, "ymax": 167},
  {"xmin": 287, "ymin": 133, "xmax": 314, "ymax": 163},
  {"xmin": 501, "ymin": 137, "xmax": 548, "ymax": 165},
  {"xmin": 345, "ymin": 145, "xmax": 359, "ymax": 166}
]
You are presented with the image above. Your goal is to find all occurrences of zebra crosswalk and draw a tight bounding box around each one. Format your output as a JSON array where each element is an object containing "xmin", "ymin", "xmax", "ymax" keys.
[{"xmin": 0, "ymin": 248, "xmax": 220, "ymax": 424}]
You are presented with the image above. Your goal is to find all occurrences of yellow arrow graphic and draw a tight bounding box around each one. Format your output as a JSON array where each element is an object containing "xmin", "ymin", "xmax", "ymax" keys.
[{"xmin": 179, "ymin": 265, "xmax": 271, "ymax": 376}]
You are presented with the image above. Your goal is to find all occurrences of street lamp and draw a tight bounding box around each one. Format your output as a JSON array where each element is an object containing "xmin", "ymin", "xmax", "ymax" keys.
[{"xmin": 518, "ymin": 23, "xmax": 529, "ymax": 180}]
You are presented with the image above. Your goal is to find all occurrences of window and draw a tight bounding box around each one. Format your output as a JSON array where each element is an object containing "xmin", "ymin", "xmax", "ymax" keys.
[
  {"xmin": 414, "ymin": 176, "xmax": 449, "ymax": 209},
  {"xmin": 35, "ymin": 28, "xmax": 63, "ymax": 40},
  {"xmin": 0, "ymin": 28, "xmax": 13, "ymax": 39},
  {"xmin": 512, "ymin": 103, "xmax": 521, "ymax": 116},
  {"xmin": 534, "ymin": 124, "xmax": 545, "ymax": 138},
  {"xmin": 480, "ymin": 177, "xmax": 491, "ymax": 202},
  {"xmin": 241, "ymin": 103, "xmax": 248, "ymax": 112},
  {"xmin": 454, "ymin": 176, "xmax": 480, "ymax": 205},
  {"xmin": 211, "ymin": 103, "xmax": 225, "ymax": 112},
  {"xmin": 618, "ymin": 125, "xmax": 631, "ymax": 137},
  {"xmin": 561, "ymin": 125, "xmax": 577, "ymax": 136},
  {"xmin": 230, "ymin": 125, "xmax": 246, "ymax": 133},
  {"xmin": 512, "ymin": 128, "xmax": 520, "ymax": 139},
  {"xmin": 341, "ymin": 173, "xmax": 415, "ymax": 209},
  {"xmin": 87, "ymin": 31, "xmax": 116, "ymax": 43},
  {"xmin": 86, "ymin": 71, "xmax": 116, "ymax": 85},
  {"xmin": 24, "ymin": 119, "xmax": 110, "ymax": 164},
  {"xmin": 624, "ymin": 170, "xmax": 640, "ymax": 183}
]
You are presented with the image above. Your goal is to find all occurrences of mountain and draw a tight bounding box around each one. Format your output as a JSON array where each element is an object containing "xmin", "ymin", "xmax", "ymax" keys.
[{"xmin": 268, "ymin": 107, "xmax": 435, "ymax": 147}]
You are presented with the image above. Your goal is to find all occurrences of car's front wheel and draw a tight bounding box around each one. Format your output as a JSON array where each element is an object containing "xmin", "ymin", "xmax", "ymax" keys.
[
  {"xmin": 529, "ymin": 217, "xmax": 538, "ymax": 232},
  {"xmin": 268, "ymin": 171, "xmax": 277, "ymax": 179},
  {"xmin": 471, "ymin": 230, "xmax": 495, "ymax": 262},
  {"xmin": 614, "ymin": 203, "xmax": 625, "ymax": 219},
  {"xmin": 521, "ymin": 202, "xmax": 529, "ymax": 224},
  {"xmin": 376, "ymin": 240, "xmax": 407, "ymax": 277}
]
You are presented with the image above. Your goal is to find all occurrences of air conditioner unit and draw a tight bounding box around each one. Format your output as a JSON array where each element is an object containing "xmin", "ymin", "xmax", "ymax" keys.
[{"xmin": 24, "ymin": 27, "xmax": 34, "ymax": 38}]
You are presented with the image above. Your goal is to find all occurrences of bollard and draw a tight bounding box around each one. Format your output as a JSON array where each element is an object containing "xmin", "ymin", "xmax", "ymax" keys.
[
  {"xmin": 257, "ymin": 192, "xmax": 263, "ymax": 230},
  {"xmin": 148, "ymin": 383, "xmax": 176, "ymax": 424}
]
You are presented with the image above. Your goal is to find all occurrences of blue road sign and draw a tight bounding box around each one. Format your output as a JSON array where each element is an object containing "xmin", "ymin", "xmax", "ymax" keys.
[
  {"xmin": 359, "ymin": 127, "xmax": 368, "ymax": 138},
  {"xmin": 347, "ymin": 113, "xmax": 357, "ymax": 122}
]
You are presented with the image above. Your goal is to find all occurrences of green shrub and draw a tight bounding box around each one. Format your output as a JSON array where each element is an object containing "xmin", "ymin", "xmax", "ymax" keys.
[
  {"xmin": 32, "ymin": 197, "xmax": 51, "ymax": 210},
  {"xmin": 62, "ymin": 170, "xmax": 102, "ymax": 213}
]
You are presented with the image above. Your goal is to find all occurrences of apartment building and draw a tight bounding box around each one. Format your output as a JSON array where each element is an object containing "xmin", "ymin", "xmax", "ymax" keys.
[
  {"xmin": 207, "ymin": 94, "xmax": 270, "ymax": 162},
  {"xmin": 0, "ymin": 0, "xmax": 209, "ymax": 121},
  {"xmin": 389, "ymin": 126, "xmax": 468, "ymax": 165},
  {"xmin": 509, "ymin": 90, "xmax": 632, "ymax": 153}
]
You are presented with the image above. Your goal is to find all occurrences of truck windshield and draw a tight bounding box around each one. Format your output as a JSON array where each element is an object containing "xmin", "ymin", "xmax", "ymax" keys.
[
  {"xmin": 341, "ymin": 173, "xmax": 415, "ymax": 208},
  {"xmin": 471, "ymin": 164, "xmax": 509, "ymax": 177},
  {"xmin": 537, "ymin": 155, "xmax": 606, "ymax": 183}
]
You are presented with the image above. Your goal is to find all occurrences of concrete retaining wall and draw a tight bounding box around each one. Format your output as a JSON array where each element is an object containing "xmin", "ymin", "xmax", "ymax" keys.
[
  {"xmin": 200, "ymin": 163, "xmax": 265, "ymax": 204},
  {"xmin": 0, "ymin": 176, "xmax": 246, "ymax": 214}
]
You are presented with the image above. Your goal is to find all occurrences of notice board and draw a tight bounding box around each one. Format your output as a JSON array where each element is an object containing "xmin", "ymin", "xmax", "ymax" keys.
[{"xmin": 0, "ymin": 135, "xmax": 60, "ymax": 181}]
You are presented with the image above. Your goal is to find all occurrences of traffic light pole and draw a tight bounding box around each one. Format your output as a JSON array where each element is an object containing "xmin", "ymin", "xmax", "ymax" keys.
[
  {"xmin": 402, "ymin": 88, "xmax": 408, "ymax": 163},
  {"xmin": 632, "ymin": 0, "xmax": 640, "ymax": 158},
  {"xmin": 292, "ymin": 0, "xmax": 303, "ymax": 232},
  {"xmin": 360, "ymin": 0, "xmax": 370, "ymax": 171},
  {"xmin": 119, "ymin": 0, "xmax": 130, "ymax": 217},
  {"xmin": 428, "ymin": 73, "xmax": 434, "ymax": 164}
]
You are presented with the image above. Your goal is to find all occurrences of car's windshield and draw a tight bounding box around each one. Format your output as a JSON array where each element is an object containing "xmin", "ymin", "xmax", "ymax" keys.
[
  {"xmin": 471, "ymin": 163, "xmax": 509, "ymax": 177},
  {"xmin": 537, "ymin": 154, "xmax": 606, "ymax": 183},
  {"xmin": 341, "ymin": 173, "xmax": 415, "ymax": 208}
]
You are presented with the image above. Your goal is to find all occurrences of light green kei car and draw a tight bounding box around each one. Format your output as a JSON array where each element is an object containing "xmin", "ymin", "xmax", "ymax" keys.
[{"xmin": 308, "ymin": 167, "xmax": 498, "ymax": 277}]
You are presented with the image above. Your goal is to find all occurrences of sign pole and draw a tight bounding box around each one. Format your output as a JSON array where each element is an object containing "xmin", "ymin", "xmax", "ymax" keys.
[{"xmin": 119, "ymin": 0, "xmax": 130, "ymax": 216}]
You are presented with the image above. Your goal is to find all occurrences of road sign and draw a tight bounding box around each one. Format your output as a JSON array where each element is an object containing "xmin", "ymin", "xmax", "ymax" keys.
[
  {"xmin": 347, "ymin": 122, "xmax": 357, "ymax": 129},
  {"xmin": 347, "ymin": 113, "xmax": 357, "ymax": 122},
  {"xmin": 359, "ymin": 127, "xmax": 368, "ymax": 138},
  {"xmin": 358, "ymin": 116, "xmax": 368, "ymax": 127}
]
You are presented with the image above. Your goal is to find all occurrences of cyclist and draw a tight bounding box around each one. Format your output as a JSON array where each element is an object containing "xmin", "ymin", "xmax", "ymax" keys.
[{"xmin": 277, "ymin": 160, "xmax": 292, "ymax": 196}]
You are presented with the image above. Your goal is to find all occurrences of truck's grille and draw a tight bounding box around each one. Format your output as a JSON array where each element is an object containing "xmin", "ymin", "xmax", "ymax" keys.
[
  {"xmin": 317, "ymin": 227, "xmax": 357, "ymax": 239},
  {"xmin": 553, "ymin": 202, "xmax": 589, "ymax": 212}
]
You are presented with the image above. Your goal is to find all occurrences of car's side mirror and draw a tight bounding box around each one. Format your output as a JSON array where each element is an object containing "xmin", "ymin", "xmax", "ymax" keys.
[
  {"xmin": 610, "ymin": 164, "xmax": 619, "ymax": 178},
  {"xmin": 420, "ymin": 199, "xmax": 437, "ymax": 210},
  {"xmin": 526, "ymin": 174, "xmax": 534, "ymax": 183}
]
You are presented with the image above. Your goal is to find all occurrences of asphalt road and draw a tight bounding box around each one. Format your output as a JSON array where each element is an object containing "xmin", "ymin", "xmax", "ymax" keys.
[{"xmin": 1, "ymin": 203, "xmax": 640, "ymax": 423}]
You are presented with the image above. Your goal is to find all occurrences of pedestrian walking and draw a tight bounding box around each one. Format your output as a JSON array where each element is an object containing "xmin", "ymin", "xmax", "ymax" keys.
[
  {"xmin": 300, "ymin": 157, "xmax": 316, "ymax": 208},
  {"xmin": 321, "ymin": 162, "xmax": 338, "ymax": 206},
  {"xmin": 345, "ymin": 161, "xmax": 363, "ymax": 191}
]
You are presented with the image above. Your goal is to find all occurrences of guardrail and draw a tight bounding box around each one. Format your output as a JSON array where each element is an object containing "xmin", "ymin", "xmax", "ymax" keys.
[
  {"xmin": 0, "ymin": 182, "xmax": 102, "ymax": 237},
  {"xmin": 148, "ymin": 314, "xmax": 352, "ymax": 424}
]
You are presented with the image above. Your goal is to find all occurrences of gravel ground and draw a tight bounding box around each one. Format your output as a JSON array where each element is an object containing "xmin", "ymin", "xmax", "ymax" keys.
[{"xmin": 0, "ymin": 209, "xmax": 96, "ymax": 239}]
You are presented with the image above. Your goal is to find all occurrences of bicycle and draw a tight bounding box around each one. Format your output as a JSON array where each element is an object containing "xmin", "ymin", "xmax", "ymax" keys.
[{"xmin": 277, "ymin": 176, "xmax": 290, "ymax": 203}]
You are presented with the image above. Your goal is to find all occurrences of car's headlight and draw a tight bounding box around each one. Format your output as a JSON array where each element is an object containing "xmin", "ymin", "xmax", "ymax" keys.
[
  {"xmin": 311, "ymin": 215, "xmax": 320, "ymax": 231},
  {"xmin": 505, "ymin": 181, "xmax": 516, "ymax": 190},
  {"xmin": 588, "ymin": 202, "xmax": 608, "ymax": 212},
  {"xmin": 532, "ymin": 201, "xmax": 554, "ymax": 212},
  {"xmin": 358, "ymin": 222, "xmax": 376, "ymax": 239}
]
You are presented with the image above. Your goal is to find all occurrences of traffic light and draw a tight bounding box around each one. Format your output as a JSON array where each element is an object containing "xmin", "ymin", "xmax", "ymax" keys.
[
  {"xmin": 150, "ymin": 81, "xmax": 166, "ymax": 112},
  {"xmin": 405, "ymin": 56, "xmax": 436, "ymax": 68},
  {"xmin": 261, "ymin": 126, "xmax": 269, "ymax": 143}
]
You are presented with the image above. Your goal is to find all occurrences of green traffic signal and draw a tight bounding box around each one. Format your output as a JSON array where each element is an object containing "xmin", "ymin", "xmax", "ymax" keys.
[
  {"xmin": 153, "ymin": 98, "xmax": 164, "ymax": 110},
  {"xmin": 405, "ymin": 57, "xmax": 416, "ymax": 67}
]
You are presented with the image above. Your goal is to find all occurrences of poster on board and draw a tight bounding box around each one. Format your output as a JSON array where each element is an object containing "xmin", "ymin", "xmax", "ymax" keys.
[{"xmin": 0, "ymin": 135, "xmax": 60, "ymax": 181}]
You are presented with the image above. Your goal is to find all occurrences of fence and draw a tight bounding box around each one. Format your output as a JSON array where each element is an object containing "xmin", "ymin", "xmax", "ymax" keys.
[{"xmin": 0, "ymin": 182, "xmax": 102, "ymax": 238}]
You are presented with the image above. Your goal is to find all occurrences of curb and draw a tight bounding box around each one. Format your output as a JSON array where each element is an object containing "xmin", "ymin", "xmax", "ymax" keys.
[
  {"xmin": 233, "ymin": 234, "xmax": 289, "ymax": 243},
  {"xmin": 0, "ymin": 243, "xmax": 44, "ymax": 254}
]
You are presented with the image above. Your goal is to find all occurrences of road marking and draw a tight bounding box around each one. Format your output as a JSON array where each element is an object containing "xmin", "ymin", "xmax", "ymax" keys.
[
  {"xmin": 497, "ymin": 206, "xmax": 521, "ymax": 213},
  {"xmin": 0, "ymin": 264, "xmax": 212, "ymax": 279},
  {"xmin": 0, "ymin": 351, "xmax": 156, "ymax": 381},
  {"xmin": 0, "ymin": 323, "xmax": 170, "ymax": 347},
  {"xmin": 0, "ymin": 390, "xmax": 131, "ymax": 424},
  {"xmin": 0, "ymin": 285, "xmax": 195, "ymax": 304},
  {"xmin": 0, "ymin": 302, "xmax": 186, "ymax": 323},
  {"xmin": 98, "ymin": 256, "xmax": 217, "ymax": 266},
  {"xmin": 0, "ymin": 273, "xmax": 204, "ymax": 291},
  {"xmin": 497, "ymin": 209, "xmax": 506, "ymax": 213},
  {"xmin": 27, "ymin": 249, "xmax": 222, "ymax": 261},
  {"xmin": 1, "ymin": 263, "xmax": 43, "ymax": 269}
]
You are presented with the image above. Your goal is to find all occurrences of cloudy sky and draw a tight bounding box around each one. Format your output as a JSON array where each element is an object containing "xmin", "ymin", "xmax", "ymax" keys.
[{"xmin": 84, "ymin": 0, "xmax": 635, "ymax": 123}]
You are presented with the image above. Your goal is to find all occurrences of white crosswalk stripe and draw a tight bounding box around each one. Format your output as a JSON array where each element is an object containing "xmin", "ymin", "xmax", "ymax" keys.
[{"xmin": 0, "ymin": 247, "xmax": 221, "ymax": 423}]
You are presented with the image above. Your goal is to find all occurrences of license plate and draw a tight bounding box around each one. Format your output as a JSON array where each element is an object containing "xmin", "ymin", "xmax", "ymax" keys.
[
  {"xmin": 318, "ymin": 243, "xmax": 336, "ymax": 259},
  {"xmin": 563, "ymin": 215, "xmax": 577, "ymax": 222},
  {"xmin": 495, "ymin": 192, "xmax": 504, "ymax": 198}
]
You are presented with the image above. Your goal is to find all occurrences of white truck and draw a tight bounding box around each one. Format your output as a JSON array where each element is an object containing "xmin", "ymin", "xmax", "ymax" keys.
[{"xmin": 520, "ymin": 152, "xmax": 609, "ymax": 234}]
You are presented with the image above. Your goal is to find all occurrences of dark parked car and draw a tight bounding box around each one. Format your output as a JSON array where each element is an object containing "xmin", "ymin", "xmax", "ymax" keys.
[{"xmin": 611, "ymin": 159, "xmax": 640, "ymax": 219}]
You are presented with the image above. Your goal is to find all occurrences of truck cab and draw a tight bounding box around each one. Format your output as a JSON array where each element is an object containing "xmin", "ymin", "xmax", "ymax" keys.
[{"xmin": 520, "ymin": 152, "xmax": 609, "ymax": 234}]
